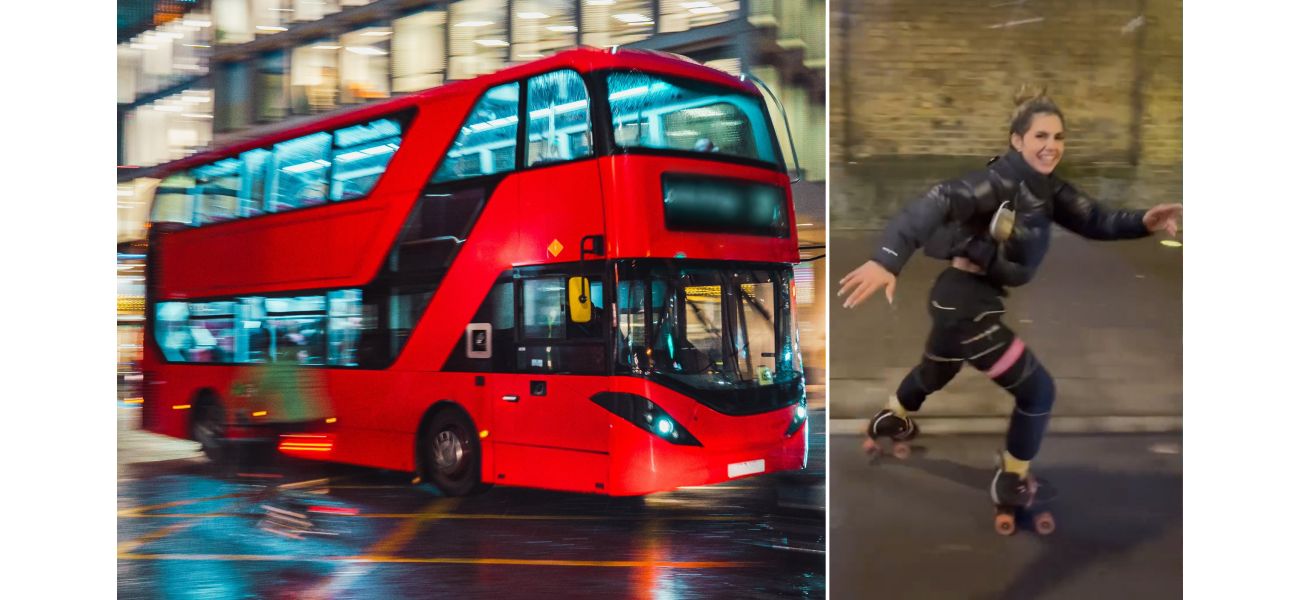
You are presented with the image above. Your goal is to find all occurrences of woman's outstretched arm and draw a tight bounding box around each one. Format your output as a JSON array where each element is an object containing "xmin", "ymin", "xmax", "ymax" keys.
[
  {"xmin": 1052, "ymin": 181, "xmax": 1181, "ymax": 239},
  {"xmin": 839, "ymin": 178, "xmax": 988, "ymax": 308}
]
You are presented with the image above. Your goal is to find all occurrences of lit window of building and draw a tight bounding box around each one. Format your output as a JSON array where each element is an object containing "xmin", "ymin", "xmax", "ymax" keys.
[
  {"xmin": 392, "ymin": 9, "xmax": 448, "ymax": 92},
  {"xmin": 449, "ymin": 0, "xmax": 509, "ymax": 80},
  {"xmin": 339, "ymin": 26, "xmax": 392, "ymax": 103},
  {"xmin": 510, "ymin": 1, "xmax": 576, "ymax": 60},
  {"xmin": 582, "ymin": 0, "xmax": 656, "ymax": 48},
  {"xmin": 659, "ymin": 1, "xmax": 739, "ymax": 33}
]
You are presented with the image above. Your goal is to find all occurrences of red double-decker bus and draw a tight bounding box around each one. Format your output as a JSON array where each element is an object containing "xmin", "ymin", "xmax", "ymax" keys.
[{"xmin": 137, "ymin": 47, "xmax": 808, "ymax": 496}]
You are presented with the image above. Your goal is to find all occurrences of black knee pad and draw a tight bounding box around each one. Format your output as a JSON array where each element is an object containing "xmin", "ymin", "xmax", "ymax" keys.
[{"xmin": 1012, "ymin": 363, "xmax": 1055, "ymax": 416}]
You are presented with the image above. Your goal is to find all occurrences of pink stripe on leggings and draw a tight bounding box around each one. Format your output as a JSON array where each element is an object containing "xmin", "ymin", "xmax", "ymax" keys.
[{"xmin": 985, "ymin": 338, "xmax": 1025, "ymax": 378}]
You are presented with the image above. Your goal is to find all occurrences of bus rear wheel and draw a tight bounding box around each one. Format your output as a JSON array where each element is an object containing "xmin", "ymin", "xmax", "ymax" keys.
[
  {"xmin": 422, "ymin": 409, "xmax": 489, "ymax": 497},
  {"xmin": 191, "ymin": 400, "xmax": 227, "ymax": 463}
]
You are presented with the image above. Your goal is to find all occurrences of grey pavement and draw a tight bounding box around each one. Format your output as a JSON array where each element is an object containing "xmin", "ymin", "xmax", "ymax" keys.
[{"xmin": 829, "ymin": 432, "xmax": 1182, "ymax": 600}]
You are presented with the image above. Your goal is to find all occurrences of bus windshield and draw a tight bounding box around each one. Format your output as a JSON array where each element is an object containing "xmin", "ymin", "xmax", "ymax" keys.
[
  {"xmin": 615, "ymin": 261, "xmax": 802, "ymax": 395},
  {"xmin": 606, "ymin": 71, "xmax": 782, "ymax": 167}
]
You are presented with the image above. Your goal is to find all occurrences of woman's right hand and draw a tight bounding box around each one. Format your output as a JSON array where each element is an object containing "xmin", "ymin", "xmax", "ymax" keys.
[{"xmin": 837, "ymin": 260, "xmax": 897, "ymax": 309}]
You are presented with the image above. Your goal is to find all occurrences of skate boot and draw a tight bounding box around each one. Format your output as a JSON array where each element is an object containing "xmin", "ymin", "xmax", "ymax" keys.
[
  {"xmin": 861, "ymin": 408, "xmax": 918, "ymax": 459},
  {"xmin": 990, "ymin": 459, "xmax": 1057, "ymax": 536}
]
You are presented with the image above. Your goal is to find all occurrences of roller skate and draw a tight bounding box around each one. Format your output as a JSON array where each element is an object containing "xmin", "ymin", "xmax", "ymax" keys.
[
  {"xmin": 990, "ymin": 461, "xmax": 1058, "ymax": 536},
  {"xmin": 861, "ymin": 407, "xmax": 919, "ymax": 460}
]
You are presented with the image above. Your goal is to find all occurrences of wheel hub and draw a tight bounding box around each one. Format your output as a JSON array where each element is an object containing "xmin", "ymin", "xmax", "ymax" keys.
[{"xmin": 434, "ymin": 429, "xmax": 466, "ymax": 473}]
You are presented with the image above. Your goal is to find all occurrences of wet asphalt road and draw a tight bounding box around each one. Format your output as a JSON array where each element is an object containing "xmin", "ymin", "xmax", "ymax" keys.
[
  {"xmin": 829, "ymin": 432, "xmax": 1182, "ymax": 600},
  {"xmin": 118, "ymin": 406, "xmax": 825, "ymax": 599}
]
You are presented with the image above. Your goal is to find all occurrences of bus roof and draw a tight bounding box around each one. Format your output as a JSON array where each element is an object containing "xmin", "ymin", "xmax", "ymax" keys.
[{"xmin": 119, "ymin": 47, "xmax": 760, "ymax": 183}]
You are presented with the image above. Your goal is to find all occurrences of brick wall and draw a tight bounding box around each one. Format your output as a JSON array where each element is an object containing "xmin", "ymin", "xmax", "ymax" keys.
[
  {"xmin": 827, "ymin": 2, "xmax": 1183, "ymax": 424},
  {"xmin": 831, "ymin": 0, "xmax": 1182, "ymax": 167}
]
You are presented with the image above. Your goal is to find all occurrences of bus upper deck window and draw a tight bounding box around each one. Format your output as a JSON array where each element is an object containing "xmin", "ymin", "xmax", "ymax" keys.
[
  {"xmin": 331, "ymin": 118, "xmax": 403, "ymax": 201},
  {"xmin": 192, "ymin": 158, "xmax": 242, "ymax": 225},
  {"xmin": 270, "ymin": 132, "xmax": 333, "ymax": 212},
  {"xmin": 433, "ymin": 82, "xmax": 521, "ymax": 183},
  {"xmin": 526, "ymin": 70, "xmax": 592, "ymax": 167},
  {"xmin": 240, "ymin": 148, "xmax": 271, "ymax": 218},
  {"xmin": 605, "ymin": 71, "xmax": 780, "ymax": 166}
]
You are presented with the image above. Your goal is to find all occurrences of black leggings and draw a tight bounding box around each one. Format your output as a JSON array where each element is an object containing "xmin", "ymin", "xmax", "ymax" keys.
[{"xmin": 895, "ymin": 268, "xmax": 1055, "ymax": 461}]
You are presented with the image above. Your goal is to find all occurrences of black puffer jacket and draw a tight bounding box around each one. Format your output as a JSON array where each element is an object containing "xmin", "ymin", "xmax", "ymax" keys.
[{"xmin": 869, "ymin": 149, "xmax": 1151, "ymax": 287}]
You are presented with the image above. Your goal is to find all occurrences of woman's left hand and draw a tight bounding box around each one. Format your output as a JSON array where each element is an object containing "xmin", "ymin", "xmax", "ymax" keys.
[{"xmin": 1143, "ymin": 203, "xmax": 1183, "ymax": 237}]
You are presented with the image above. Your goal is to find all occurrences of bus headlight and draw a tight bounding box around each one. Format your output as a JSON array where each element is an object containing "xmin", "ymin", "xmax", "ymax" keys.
[
  {"xmin": 785, "ymin": 401, "xmax": 808, "ymax": 437},
  {"xmin": 591, "ymin": 392, "xmax": 702, "ymax": 446}
]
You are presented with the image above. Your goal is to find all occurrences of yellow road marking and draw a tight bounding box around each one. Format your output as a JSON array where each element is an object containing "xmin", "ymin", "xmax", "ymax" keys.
[
  {"xmin": 117, "ymin": 553, "xmax": 753, "ymax": 568},
  {"xmin": 277, "ymin": 478, "xmax": 331, "ymax": 491},
  {"xmin": 117, "ymin": 521, "xmax": 197, "ymax": 554},
  {"xmin": 118, "ymin": 492, "xmax": 251, "ymax": 517},
  {"xmin": 364, "ymin": 498, "xmax": 462, "ymax": 559}
]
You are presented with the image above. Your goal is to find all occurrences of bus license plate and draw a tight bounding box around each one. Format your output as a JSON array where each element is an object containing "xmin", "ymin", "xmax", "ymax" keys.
[{"xmin": 727, "ymin": 459, "xmax": 765, "ymax": 478}]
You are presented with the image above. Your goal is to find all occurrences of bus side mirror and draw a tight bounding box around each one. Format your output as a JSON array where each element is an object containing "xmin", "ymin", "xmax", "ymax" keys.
[{"xmin": 568, "ymin": 277, "xmax": 592, "ymax": 323}]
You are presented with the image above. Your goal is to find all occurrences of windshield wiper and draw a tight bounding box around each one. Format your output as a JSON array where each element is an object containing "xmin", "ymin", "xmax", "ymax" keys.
[
  {"xmin": 684, "ymin": 297, "xmax": 722, "ymax": 336},
  {"xmin": 739, "ymin": 289, "xmax": 774, "ymax": 324}
]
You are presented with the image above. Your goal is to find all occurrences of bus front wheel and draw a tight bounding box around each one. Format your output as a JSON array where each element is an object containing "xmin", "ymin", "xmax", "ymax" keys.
[{"xmin": 421, "ymin": 408, "xmax": 489, "ymax": 497}]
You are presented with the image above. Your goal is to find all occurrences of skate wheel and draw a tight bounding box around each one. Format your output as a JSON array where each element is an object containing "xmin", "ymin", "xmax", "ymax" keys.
[
  {"xmin": 862, "ymin": 438, "xmax": 881, "ymax": 455},
  {"xmin": 994, "ymin": 511, "xmax": 1016, "ymax": 536},
  {"xmin": 1033, "ymin": 511, "xmax": 1056, "ymax": 535},
  {"xmin": 892, "ymin": 442, "xmax": 912, "ymax": 460}
]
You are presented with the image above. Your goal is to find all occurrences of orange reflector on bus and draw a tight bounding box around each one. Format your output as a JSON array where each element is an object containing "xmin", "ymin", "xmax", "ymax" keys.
[
  {"xmin": 125, "ymin": 398, "xmax": 143, "ymax": 404},
  {"xmin": 279, "ymin": 433, "xmax": 334, "ymax": 453},
  {"xmin": 479, "ymin": 430, "xmax": 489, "ymax": 439},
  {"xmin": 252, "ymin": 411, "xmax": 267, "ymax": 417},
  {"xmin": 325, "ymin": 417, "xmax": 337, "ymax": 424},
  {"xmin": 172, "ymin": 404, "xmax": 191, "ymax": 410}
]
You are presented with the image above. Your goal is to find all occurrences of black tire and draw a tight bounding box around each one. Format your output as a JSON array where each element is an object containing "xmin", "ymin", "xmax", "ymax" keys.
[
  {"xmin": 421, "ymin": 408, "xmax": 490, "ymax": 497},
  {"xmin": 191, "ymin": 398, "xmax": 227, "ymax": 464}
]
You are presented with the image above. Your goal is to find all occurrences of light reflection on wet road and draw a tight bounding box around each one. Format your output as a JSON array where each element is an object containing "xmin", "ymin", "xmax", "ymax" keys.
[{"xmin": 118, "ymin": 408, "xmax": 825, "ymax": 599}]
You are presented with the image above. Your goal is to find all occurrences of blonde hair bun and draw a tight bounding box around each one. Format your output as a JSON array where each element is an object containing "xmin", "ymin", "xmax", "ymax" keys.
[{"xmin": 1012, "ymin": 84, "xmax": 1048, "ymax": 108}]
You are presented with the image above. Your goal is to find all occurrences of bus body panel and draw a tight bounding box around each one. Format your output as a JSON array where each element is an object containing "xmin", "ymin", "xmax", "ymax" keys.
[
  {"xmin": 511, "ymin": 159, "xmax": 607, "ymax": 266},
  {"xmin": 603, "ymin": 377, "xmax": 805, "ymax": 496},
  {"xmin": 487, "ymin": 374, "xmax": 610, "ymax": 454},
  {"xmin": 393, "ymin": 159, "xmax": 607, "ymax": 374},
  {"xmin": 492, "ymin": 444, "xmax": 611, "ymax": 494},
  {"xmin": 389, "ymin": 177, "xmax": 520, "ymax": 372},
  {"xmin": 600, "ymin": 155, "xmax": 799, "ymax": 263},
  {"xmin": 318, "ymin": 371, "xmax": 488, "ymax": 473}
]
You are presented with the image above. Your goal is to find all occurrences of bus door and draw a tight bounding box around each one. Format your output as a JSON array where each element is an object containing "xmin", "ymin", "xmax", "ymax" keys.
[{"xmin": 487, "ymin": 270, "xmax": 611, "ymax": 491}]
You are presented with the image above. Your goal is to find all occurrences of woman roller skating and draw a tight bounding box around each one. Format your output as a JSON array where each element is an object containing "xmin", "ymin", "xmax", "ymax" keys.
[{"xmin": 836, "ymin": 86, "xmax": 1182, "ymax": 534}]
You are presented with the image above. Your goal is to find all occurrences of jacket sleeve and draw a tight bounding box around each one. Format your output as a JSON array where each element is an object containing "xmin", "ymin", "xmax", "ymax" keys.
[
  {"xmin": 870, "ymin": 179, "xmax": 983, "ymax": 275},
  {"xmin": 1052, "ymin": 181, "xmax": 1151, "ymax": 240}
]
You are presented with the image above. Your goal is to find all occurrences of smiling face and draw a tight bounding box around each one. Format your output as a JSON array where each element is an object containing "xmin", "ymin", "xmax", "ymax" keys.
[{"xmin": 1010, "ymin": 113, "xmax": 1065, "ymax": 175}]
